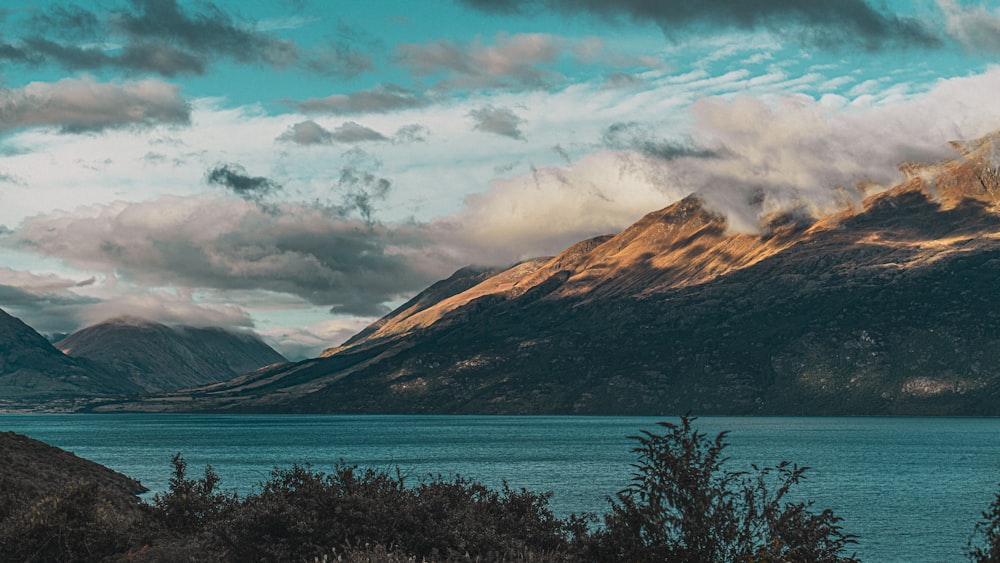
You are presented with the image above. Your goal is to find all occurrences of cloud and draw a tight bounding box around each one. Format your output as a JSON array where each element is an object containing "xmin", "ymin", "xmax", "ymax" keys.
[
  {"xmin": 5, "ymin": 0, "xmax": 369, "ymax": 77},
  {"xmin": 335, "ymin": 158, "xmax": 393, "ymax": 228},
  {"xmin": 0, "ymin": 76, "xmax": 190, "ymax": 133},
  {"xmin": 601, "ymin": 121, "xmax": 717, "ymax": 160},
  {"xmin": 291, "ymin": 83, "xmax": 430, "ymax": 114},
  {"xmin": 428, "ymin": 67, "xmax": 1000, "ymax": 265},
  {"xmin": 7, "ymin": 195, "xmax": 441, "ymax": 317},
  {"xmin": 278, "ymin": 120, "xmax": 335, "ymax": 145},
  {"xmin": 430, "ymin": 150, "xmax": 686, "ymax": 263},
  {"xmin": 206, "ymin": 163, "xmax": 282, "ymax": 200},
  {"xmin": 602, "ymin": 72, "xmax": 646, "ymax": 90},
  {"xmin": 256, "ymin": 317, "xmax": 374, "ymax": 360},
  {"xmin": 395, "ymin": 32, "xmax": 660, "ymax": 90},
  {"xmin": 79, "ymin": 288, "xmax": 255, "ymax": 330},
  {"xmin": 329, "ymin": 121, "xmax": 388, "ymax": 143},
  {"xmin": 303, "ymin": 42, "xmax": 374, "ymax": 77},
  {"xmin": 0, "ymin": 267, "xmax": 257, "ymax": 339},
  {"xmin": 393, "ymin": 123, "xmax": 430, "ymax": 144},
  {"xmin": 113, "ymin": 0, "xmax": 299, "ymax": 68},
  {"xmin": 0, "ymin": 268, "xmax": 100, "ymax": 335},
  {"xmin": 396, "ymin": 32, "xmax": 563, "ymax": 89},
  {"xmin": 938, "ymin": 0, "xmax": 1000, "ymax": 54},
  {"xmin": 456, "ymin": 0, "xmax": 942, "ymax": 51},
  {"xmin": 468, "ymin": 105, "xmax": 527, "ymax": 140},
  {"xmin": 278, "ymin": 120, "xmax": 389, "ymax": 145}
]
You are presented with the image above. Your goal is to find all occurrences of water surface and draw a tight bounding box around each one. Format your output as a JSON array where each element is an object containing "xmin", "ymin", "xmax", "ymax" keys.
[{"xmin": 2, "ymin": 415, "xmax": 996, "ymax": 562}]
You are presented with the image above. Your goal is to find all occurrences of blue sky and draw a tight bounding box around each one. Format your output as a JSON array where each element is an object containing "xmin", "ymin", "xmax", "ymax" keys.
[{"xmin": 1, "ymin": 0, "xmax": 1000, "ymax": 358}]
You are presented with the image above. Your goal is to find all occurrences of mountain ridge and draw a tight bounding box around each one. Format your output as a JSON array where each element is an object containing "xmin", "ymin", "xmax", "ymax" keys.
[
  {"xmin": 56, "ymin": 317, "xmax": 288, "ymax": 394},
  {"xmin": 77, "ymin": 131, "xmax": 1000, "ymax": 415}
]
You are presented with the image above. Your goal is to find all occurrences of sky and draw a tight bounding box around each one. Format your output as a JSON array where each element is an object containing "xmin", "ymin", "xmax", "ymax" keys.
[{"xmin": 1, "ymin": 0, "xmax": 1000, "ymax": 359}]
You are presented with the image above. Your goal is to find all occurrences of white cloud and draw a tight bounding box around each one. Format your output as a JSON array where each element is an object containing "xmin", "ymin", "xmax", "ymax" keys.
[
  {"xmin": 938, "ymin": 0, "xmax": 1000, "ymax": 53},
  {"xmin": 0, "ymin": 76, "xmax": 189, "ymax": 133}
]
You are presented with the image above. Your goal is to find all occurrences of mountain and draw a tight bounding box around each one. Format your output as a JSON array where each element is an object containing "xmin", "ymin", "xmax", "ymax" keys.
[
  {"xmin": 0, "ymin": 308, "xmax": 141, "ymax": 406},
  {"xmin": 94, "ymin": 133, "xmax": 1000, "ymax": 415},
  {"xmin": 56, "ymin": 317, "xmax": 287, "ymax": 394}
]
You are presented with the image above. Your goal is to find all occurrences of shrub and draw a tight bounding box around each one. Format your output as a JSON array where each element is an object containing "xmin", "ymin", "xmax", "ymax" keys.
[
  {"xmin": 586, "ymin": 415, "xmax": 859, "ymax": 562},
  {"xmin": 0, "ymin": 479, "xmax": 135, "ymax": 562},
  {"xmin": 152, "ymin": 453, "xmax": 233, "ymax": 535},
  {"xmin": 968, "ymin": 482, "xmax": 1000, "ymax": 562},
  {"xmin": 211, "ymin": 463, "xmax": 583, "ymax": 562}
]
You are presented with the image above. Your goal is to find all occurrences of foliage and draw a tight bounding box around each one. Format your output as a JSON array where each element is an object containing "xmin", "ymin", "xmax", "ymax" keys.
[
  {"xmin": 151, "ymin": 452, "xmax": 234, "ymax": 537},
  {"xmin": 968, "ymin": 482, "xmax": 1000, "ymax": 563},
  {"xmin": 586, "ymin": 416, "xmax": 858, "ymax": 562},
  {"xmin": 0, "ymin": 479, "xmax": 136, "ymax": 562},
  {"xmin": 211, "ymin": 463, "xmax": 583, "ymax": 561}
]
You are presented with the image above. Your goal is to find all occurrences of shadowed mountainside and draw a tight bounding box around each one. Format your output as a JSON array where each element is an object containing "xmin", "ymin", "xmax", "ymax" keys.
[
  {"xmin": 94, "ymin": 133, "xmax": 1000, "ymax": 415},
  {"xmin": 56, "ymin": 317, "xmax": 287, "ymax": 394},
  {"xmin": 0, "ymin": 309, "xmax": 141, "ymax": 405}
]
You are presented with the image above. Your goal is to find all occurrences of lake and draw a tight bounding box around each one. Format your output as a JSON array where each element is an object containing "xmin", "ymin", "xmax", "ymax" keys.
[{"xmin": 1, "ymin": 414, "xmax": 997, "ymax": 562}]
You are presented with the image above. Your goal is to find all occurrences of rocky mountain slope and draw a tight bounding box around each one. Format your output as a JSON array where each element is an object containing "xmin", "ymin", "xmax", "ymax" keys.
[
  {"xmin": 57, "ymin": 317, "xmax": 287, "ymax": 394},
  {"xmin": 0, "ymin": 308, "xmax": 141, "ymax": 405},
  {"xmin": 94, "ymin": 133, "xmax": 1000, "ymax": 415}
]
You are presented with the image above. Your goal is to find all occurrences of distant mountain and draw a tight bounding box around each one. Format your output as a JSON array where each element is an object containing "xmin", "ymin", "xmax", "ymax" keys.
[
  {"xmin": 95, "ymin": 133, "xmax": 1000, "ymax": 415},
  {"xmin": 57, "ymin": 317, "xmax": 287, "ymax": 394},
  {"xmin": 0, "ymin": 308, "xmax": 140, "ymax": 404}
]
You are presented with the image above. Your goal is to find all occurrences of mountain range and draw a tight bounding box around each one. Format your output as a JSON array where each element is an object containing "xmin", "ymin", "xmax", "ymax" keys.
[
  {"xmin": 0, "ymin": 315, "xmax": 285, "ymax": 409},
  {"xmin": 55, "ymin": 317, "xmax": 287, "ymax": 394},
  {"xmin": 85, "ymin": 133, "xmax": 1000, "ymax": 415}
]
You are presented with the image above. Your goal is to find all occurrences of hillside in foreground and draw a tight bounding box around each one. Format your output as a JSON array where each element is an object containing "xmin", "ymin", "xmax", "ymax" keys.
[{"xmin": 86, "ymin": 132, "xmax": 1000, "ymax": 415}]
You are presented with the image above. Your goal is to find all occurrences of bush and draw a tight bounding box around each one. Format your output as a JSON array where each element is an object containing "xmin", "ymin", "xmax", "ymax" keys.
[
  {"xmin": 968, "ymin": 482, "xmax": 1000, "ymax": 562},
  {"xmin": 586, "ymin": 416, "xmax": 858, "ymax": 562},
  {"xmin": 211, "ymin": 463, "xmax": 583, "ymax": 562},
  {"xmin": 152, "ymin": 452, "xmax": 234, "ymax": 535},
  {"xmin": 0, "ymin": 479, "xmax": 136, "ymax": 562}
]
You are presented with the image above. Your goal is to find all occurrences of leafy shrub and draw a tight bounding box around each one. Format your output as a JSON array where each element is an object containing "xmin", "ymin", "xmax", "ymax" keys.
[
  {"xmin": 968, "ymin": 482, "xmax": 1000, "ymax": 562},
  {"xmin": 152, "ymin": 452, "xmax": 233, "ymax": 535},
  {"xmin": 211, "ymin": 463, "xmax": 582, "ymax": 562},
  {"xmin": 585, "ymin": 416, "xmax": 859, "ymax": 562}
]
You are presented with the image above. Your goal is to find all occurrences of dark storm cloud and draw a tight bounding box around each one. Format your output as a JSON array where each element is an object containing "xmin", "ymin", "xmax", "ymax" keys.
[
  {"xmin": 456, "ymin": 0, "xmax": 942, "ymax": 51},
  {"xmin": 292, "ymin": 84, "xmax": 431, "ymax": 114},
  {"xmin": 206, "ymin": 163, "xmax": 282, "ymax": 200},
  {"xmin": 601, "ymin": 121, "xmax": 717, "ymax": 161},
  {"xmin": 469, "ymin": 105, "xmax": 526, "ymax": 140}
]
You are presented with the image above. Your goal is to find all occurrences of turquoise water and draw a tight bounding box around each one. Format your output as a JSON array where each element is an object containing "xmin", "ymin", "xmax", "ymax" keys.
[{"xmin": 1, "ymin": 415, "xmax": 997, "ymax": 562}]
